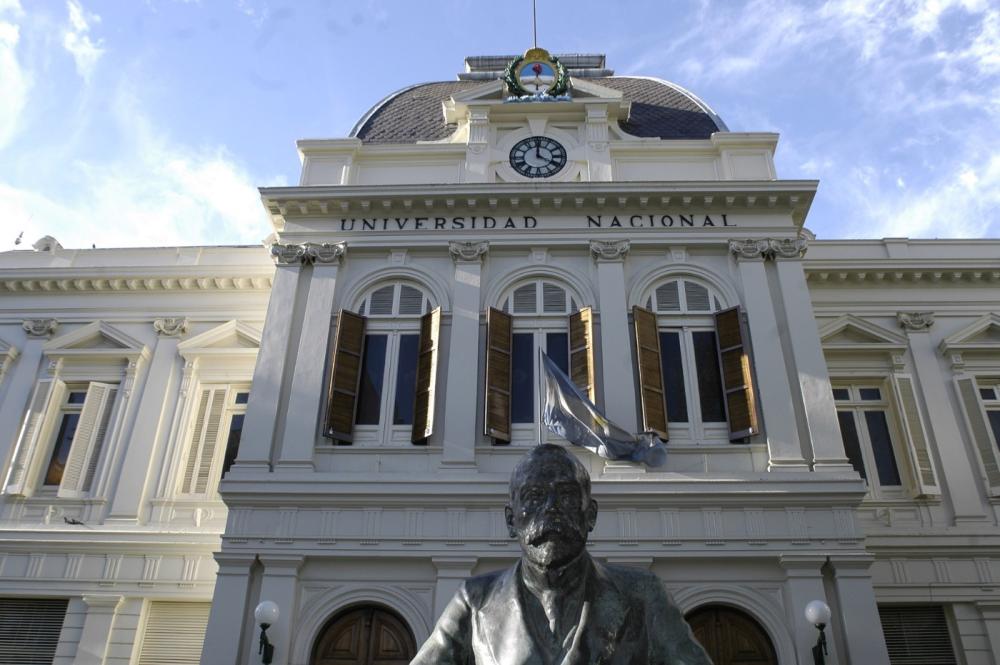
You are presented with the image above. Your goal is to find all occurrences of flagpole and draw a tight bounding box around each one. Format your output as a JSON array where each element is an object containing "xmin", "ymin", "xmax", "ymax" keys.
[{"xmin": 532, "ymin": 0, "xmax": 538, "ymax": 49}]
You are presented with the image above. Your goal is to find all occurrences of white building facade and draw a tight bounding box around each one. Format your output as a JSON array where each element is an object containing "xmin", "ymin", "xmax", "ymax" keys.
[{"xmin": 0, "ymin": 52, "xmax": 997, "ymax": 665}]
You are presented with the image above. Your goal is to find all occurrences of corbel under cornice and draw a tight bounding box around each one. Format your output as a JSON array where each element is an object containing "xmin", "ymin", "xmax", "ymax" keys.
[{"xmin": 0, "ymin": 272, "xmax": 273, "ymax": 294}]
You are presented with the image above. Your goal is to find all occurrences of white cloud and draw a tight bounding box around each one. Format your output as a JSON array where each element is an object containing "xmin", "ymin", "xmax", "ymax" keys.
[
  {"xmin": 62, "ymin": 0, "xmax": 103, "ymax": 82},
  {"xmin": 0, "ymin": 0, "xmax": 29, "ymax": 150}
]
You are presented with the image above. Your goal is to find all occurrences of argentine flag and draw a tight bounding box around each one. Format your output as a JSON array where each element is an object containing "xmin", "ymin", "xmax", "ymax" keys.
[{"xmin": 541, "ymin": 351, "xmax": 667, "ymax": 468}]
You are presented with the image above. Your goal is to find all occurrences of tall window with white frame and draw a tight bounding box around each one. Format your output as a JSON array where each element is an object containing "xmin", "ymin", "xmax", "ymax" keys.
[
  {"xmin": 40, "ymin": 381, "xmax": 118, "ymax": 497},
  {"xmin": 832, "ymin": 383, "xmax": 905, "ymax": 497},
  {"xmin": 179, "ymin": 384, "xmax": 249, "ymax": 496},
  {"xmin": 979, "ymin": 379, "xmax": 1000, "ymax": 446},
  {"xmin": 42, "ymin": 385, "xmax": 87, "ymax": 487}
]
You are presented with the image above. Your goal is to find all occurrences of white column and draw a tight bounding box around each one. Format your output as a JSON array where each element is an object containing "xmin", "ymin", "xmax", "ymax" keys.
[
  {"xmin": 0, "ymin": 321, "xmax": 53, "ymax": 481},
  {"xmin": 442, "ymin": 242, "xmax": 487, "ymax": 468},
  {"xmin": 277, "ymin": 244, "xmax": 344, "ymax": 471},
  {"xmin": 773, "ymin": 246, "xmax": 853, "ymax": 473},
  {"xmin": 899, "ymin": 313, "xmax": 986, "ymax": 523},
  {"xmin": 976, "ymin": 602, "xmax": 1000, "ymax": 663},
  {"xmin": 591, "ymin": 241, "xmax": 637, "ymax": 433},
  {"xmin": 233, "ymin": 246, "xmax": 303, "ymax": 472},
  {"xmin": 257, "ymin": 555, "xmax": 303, "ymax": 665},
  {"xmin": 780, "ymin": 555, "xmax": 840, "ymax": 665},
  {"xmin": 107, "ymin": 319, "xmax": 184, "ymax": 522},
  {"xmin": 731, "ymin": 242, "xmax": 808, "ymax": 471},
  {"xmin": 828, "ymin": 555, "xmax": 891, "ymax": 665},
  {"xmin": 201, "ymin": 554, "xmax": 255, "ymax": 665},
  {"xmin": 75, "ymin": 594, "xmax": 123, "ymax": 665},
  {"xmin": 431, "ymin": 557, "xmax": 477, "ymax": 620}
]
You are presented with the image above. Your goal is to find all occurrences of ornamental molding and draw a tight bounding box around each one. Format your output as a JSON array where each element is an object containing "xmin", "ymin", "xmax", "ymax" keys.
[
  {"xmin": 270, "ymin": 243, "xmax": 308, "ymax": 265},
  {"xmin": 768, "ymin": 237, "xmax": 808, "ymax": 259},
  {"xmin": 805, "ymin": 267, "xmax": 1000, "ymax": 285},
  {"xmin": 270, "ymin": 242, "xmax": 346, "ymax": 265},
  {"xmin": 729, "ymin": 239, "xmax": 771, "ymax": 260},
  {"xmin": 0, "ymin": 274, "xmax": 272, "ymax": 293},
  {"xmin": 897, "ymin": 312, "xmax": 935, "ymax": 331},
  {"xmin": 23, "ymin": 319, "xmax": 58, "ymax": 337},
  {"xmin": 590, "ymin": 239, "xmax": 630, "ymax": 262},
  {"xmin": 729, "ymin": 237, "xmax": 807, "ymax": 260},
  {"xmin": 153, "ymin": 317, "xmax": 189, "ymax": 337},
  {"xmin": 449, "ymin": 241, "xmax": 489, "ymax": 262}
]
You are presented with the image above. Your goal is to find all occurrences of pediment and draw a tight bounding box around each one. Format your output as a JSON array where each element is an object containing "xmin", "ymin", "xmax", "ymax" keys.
[
  {"xmin": 819, "ymin": 315, "xmax": 907, "ymax": 350},
  {"xmin": 44, "ymin": 321, "xmax": 149, "ymax": 361},
  {"xmin": 178, "ymin": 321, "xmax": 261, "ymax": 359},
  {"xmin": 444, "ymin": 77, "xmax": 630, "ymax": 125},
  {"xmin": 940, "ymin": 314, "xmax": 1000, "ymax": 353}
]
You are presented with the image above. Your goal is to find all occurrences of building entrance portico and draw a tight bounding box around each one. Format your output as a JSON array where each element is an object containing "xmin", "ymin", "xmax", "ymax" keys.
[{"xmin": 686, "ymin": 605, "xmax": 778, "ymax": 665}]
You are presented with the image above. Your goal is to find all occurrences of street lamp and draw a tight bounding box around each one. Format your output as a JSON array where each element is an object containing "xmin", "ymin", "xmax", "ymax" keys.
[
  {"xmin": 805, "ymin": 599, "xmax": 832, "ymax": 665},
  {"xmin": 255, "ymin": 600, "xmax": 279, "ymax": 664}
]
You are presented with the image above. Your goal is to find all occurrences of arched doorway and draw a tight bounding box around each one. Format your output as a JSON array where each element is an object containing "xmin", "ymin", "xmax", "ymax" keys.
[
  {"xmin": 311, "ymin": 605, "xmax": 417, "ymax": 665},
  {"xmin": 686, "ymin": 604, "xmax": 778, "ymax": 665}
]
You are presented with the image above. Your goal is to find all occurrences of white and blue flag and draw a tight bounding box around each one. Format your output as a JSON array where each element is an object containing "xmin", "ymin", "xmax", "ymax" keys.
[{"xmin": 541, "ymin": 351, "xmax": 667, "ymax": 468}]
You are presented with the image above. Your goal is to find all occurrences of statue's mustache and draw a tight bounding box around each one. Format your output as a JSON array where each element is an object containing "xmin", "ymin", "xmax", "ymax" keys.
[{"xmin": 522, "ymin": 514, "xmax": 585, "ymax": 546}]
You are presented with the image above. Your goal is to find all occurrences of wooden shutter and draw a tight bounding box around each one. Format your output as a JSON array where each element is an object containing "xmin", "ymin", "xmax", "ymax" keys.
[
  {"xmin": 954, "ymin": 374, "xmax": 1000, "ymax": 496},
  {"xmin": 0, "ymin": 598, "xmax": 68, "ymax": 665},
  {"xmin": 890, "ymin": 374, "xmax": 941, "ymax": 497},
  {"xmin": 5, "ymin": 379, "xmax": 61, "ymax": 496},
  {"xmin": 878, "ymin": 605, "xmax": 957, "ymax": 665},
  {"xmin": 138, "ymin": 601, "xmax": 212, "ymax": 665},
  {"xmin": 411, "ymin": 307, "xmax": 441, "ymax": 443},
  {"xmin": 324, "ymin": 310, "xmax": 366, "ymax": 442},
  {"xmin": 180, "ymin": 387, "xmax": 226, "ymax": 495},
  {"xmin": 569, "ymin": 307, "xmax": 596, "ymax": 402},
  {"xmin": 714, "ymin": 307, "xmax": 759, "ymax": 441},
  {"xmin": 58, "ymin": 382, "xmax": 118, "ymax": 498},
  {"xmin": 484, "ymin": 307, "xmax": 512, "ymax": 443},
  {"xmin": 632, "ymin": 305, "xmax": 668, "ymax": 439}
]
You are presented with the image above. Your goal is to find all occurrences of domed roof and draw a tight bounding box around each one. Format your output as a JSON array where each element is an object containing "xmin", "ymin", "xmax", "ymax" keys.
[{"xmin": 350, "ymin": 76, "xmax": 727, "ymax": 144}]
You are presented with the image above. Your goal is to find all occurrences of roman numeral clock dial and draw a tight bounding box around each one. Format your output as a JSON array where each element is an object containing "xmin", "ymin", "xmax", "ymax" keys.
[{"xmin": 509, "ymin": 136, "xmax": 567, "ymax": 178}]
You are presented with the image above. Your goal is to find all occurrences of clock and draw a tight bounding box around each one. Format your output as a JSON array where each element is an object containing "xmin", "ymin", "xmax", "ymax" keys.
[{"xmin": 509, "ymin": 136, "xmax": 567, "ymax": 178}]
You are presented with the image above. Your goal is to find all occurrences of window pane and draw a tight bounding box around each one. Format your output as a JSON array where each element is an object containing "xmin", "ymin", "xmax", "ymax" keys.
[
  {"xmin": 693, "ymin": 331, "xmax": 726, "ymax": 422},
  {"xmin": 988, "ymin": 411, "xmax": 1000, "ymax": 451},
  {"xmin": 355, "ymin": 335, "xmax": 388, "ymax": 425},
  {"xmin": 837, "ymin": 411, "xmax": 867, "ymax": 481},
  {"xmin": 44, "ymin": 413, "xmax": 80, "ymax": 486},
  {"xmin": 865, "ymin": 410, "xmax": 902, "ymax": 486},
  {"xmin": 859, "ymin": 388, "xmax": 882, "ymax": 401},
  {"xmin": 981, "ymin": 387, "xmax": 998, "ymax": 401},
  {"xmin": 220, "ymin": 414, "xmax": 244, "ymax": 479},
  {"xmin": 832, "ymin": 388, "xmax": 850, "ymax": 401},
  {"xmin": 234, "ymin": 392, "xmax": 249, "ymax": 405},
  {"xmin": 546, "ymin": 332, "xmax": 569, "ymax": 376},
  {"xmin": 511, "ymin": 333, "xmax": 534, "ymax": 423},
  {"xmin": 658, "ymin": 332, "xmax": 688, "ymax": 423},
  {"xmin": 66, "ymin": 391, "xmax": 87, "ymax": 405},
  {"xmin": 392, "ymin": 334, "xmax": 420, "ymax": 425}
]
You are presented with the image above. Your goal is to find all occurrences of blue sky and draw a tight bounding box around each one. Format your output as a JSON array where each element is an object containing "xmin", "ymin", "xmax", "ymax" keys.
[{"xmin": 1, "ymin": 0, "xmax": 997, "ymax": 249}]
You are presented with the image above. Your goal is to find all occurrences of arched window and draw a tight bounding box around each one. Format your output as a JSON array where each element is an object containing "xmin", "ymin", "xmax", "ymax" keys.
[
  {"xmin": 311, "ymin": 605, "xmax": 416, "ymax": 665},
  {"xmin": 485, "ymin": 279, "xmax": 594, "ymax": 443},
  {"xmin": 325, "ymin": 281, "xmax": 440, "ymax": 446}
]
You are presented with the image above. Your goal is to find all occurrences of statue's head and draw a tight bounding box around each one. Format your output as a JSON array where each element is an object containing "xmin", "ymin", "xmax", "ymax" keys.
[{"xmin": 505, "ymin": 444, "xmax": 599, "ymax": 569}]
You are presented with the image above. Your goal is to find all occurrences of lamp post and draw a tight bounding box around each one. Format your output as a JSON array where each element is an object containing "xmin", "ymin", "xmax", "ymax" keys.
[
  {"xmin": 255, "ymin": 600, "xmax": 279, "ymax": 664},
  {"xmin": 805, "ymin": 599, "xmax": 832, "ymax": 665}
]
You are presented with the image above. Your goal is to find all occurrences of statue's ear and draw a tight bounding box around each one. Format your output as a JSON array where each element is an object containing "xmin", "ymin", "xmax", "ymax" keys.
[
  {"xmin": 586, "ymin": 498, "xmax": 598, "ymax": 532},
  {"xmin": 504, "ymin": 505, "xmax": 516, "ymax": 537}
]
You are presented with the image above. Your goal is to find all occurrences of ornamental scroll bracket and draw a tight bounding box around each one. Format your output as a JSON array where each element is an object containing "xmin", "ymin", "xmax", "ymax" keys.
[
  {"xmin": 23, "ymin": 319, "xmax": 59, "ymax": 338},
  {"xmin": 270, "ymin": 242, "xmax": 346, "ymax": 265},
  {"xmin": 449, "ymin": 241, "xmax": 489, "ymax": 263},
  {"xmin": 153, "ymin": 317, "xmax": 189, "ymax": 337},
  {"xmin": 590, "ymin": 240, "xmax": 630, "ymax": 262},
  {"xmin": 898, "ymin": 312, "xmax": 935, "ymax": 332},
  {"xmin": 729, "ymin": 237, "xmax": 808, "ymax": 261}
]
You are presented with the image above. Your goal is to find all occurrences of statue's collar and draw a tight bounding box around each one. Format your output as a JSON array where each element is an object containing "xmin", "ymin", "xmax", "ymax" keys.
[{"xmin": 519, "ymin": 550, "xmax": 589, "ymax": 595}]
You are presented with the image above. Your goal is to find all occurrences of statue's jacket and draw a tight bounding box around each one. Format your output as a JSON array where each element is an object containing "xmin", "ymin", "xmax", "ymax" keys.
[{"xmin": 411, "ymin": 555, "xmax": 713, "ymax": 665}]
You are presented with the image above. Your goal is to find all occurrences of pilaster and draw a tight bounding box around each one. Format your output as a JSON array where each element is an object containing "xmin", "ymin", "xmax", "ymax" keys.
[
  {"xmin": 257, "ymin": 555, "xmax": 304, "ymax": 665},
  {"xmin": 779, "ymin": 555, "xmax": 840, "ymax": 665},
  {"xmin": 431, "ymin": 557, "xmax": 478, "ymax": 618},
  {"xmin": 730, "ymin": 241, "xmax": 808, "ymax": 471},
  {"xmin": 201, "ymin": 554, "xmax": 256, "ymax": 665},
  {"xmin": 975, "ymin": 602, "xmax": 1000, "ymax": 663},
  {"xmin": 827, "ymin": 555, "xmax": 890, "ymax": 665},
  {"xmin": 75, "ymin": 594, "xmax": 124, "ymax": 665},
  {"xmin": 441, "ymin": 242, "xmax": 488, "ymax": 468},
  {"xmin": 591, "ymin": 240, "xmax": 638, "ymax": 434},
  {"xmin": 277, "ymin": 242, "xmax": 346, "ymax": 471},
  {"xmin": 898, "ymin": 312, "xmax": 986, "ymax": 523}
]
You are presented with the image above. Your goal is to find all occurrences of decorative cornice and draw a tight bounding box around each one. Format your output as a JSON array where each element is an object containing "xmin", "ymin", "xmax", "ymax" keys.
[
  {"xmin": 729, "ymin": 237, "xmax": 807, "ymax": 260},
  {"xmin": 729, "ymin": 239, "xmax": 770, "ymax": 260},
  {"xmin": 0, "ymin": 275, "xmax": 272, "ymax": 293},
  {"xmin": 898, "ymin": 312, "xmax": 935, "ymax": 332},
  {"xmin": 805, "ymin": 268, "xmax": 1000, "ymax": 285},
  {"xmin": 23, "ymin": 319, "xmax": 58, "ymax": 337},
  {"xmin": 590, "ymin": 239, "xmax": 630, "ymax": 262},
  {"xmin": 449, "ymin": 241, "xmax": 489, "ymax": 263},
  {"xmin": 270, "ymin": 242, "xmax": 347, "ymax": 265},
  {"xmin": 270, "ymin": 243, "xmax": 308, "ymax": 265},
  {"xmin": 153, "ymin": 317, "xmax": 189, "ymax": 337},
  {"xmin": 768, "ymin": 237, "xmax": 808, "ymax": 259}
]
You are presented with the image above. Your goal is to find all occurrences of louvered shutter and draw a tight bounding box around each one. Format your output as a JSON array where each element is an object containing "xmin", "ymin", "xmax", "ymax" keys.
[
  {"xmin": 58, "ymin": 382, "xmax": 118, "ymax": 498},
  {"xmin": 324, "ymin": 310, "xmax": 366, "ymax": 442},
  {"xmin": 632, "ymin": 306, "xmax": 668, "ymax": 439},
  {"xmin": 891, "ymin": 374, "xmax": 941, "ymax": 497},
  {"xmin": 180, "ymin": 387, "xmax": 226, "ymax": 495},
  {"xmin": 0, "ymin": 598, "xmax": 68, "ymax": 665},
  {"xmin": 5, "ymin": 379, "xmax": 61, "ymax": 496},
  {"xmin": 954, "ymin": 374, "xmax": 1000, "ymax": 496},
  {"xmin": 714, "ymin": 307, "xmax": 759, "ymax": 441},
  {"xmin": 138, "ymin": 601, "xmax": 212, "ymax": 665},
  {"xmin": 411, "ymin": 307, "xmax": 441, "ymax": 443},
  {"xmin": 569, "ymin": 307, "xmax": 596, "ymax": 402},
  {"xmin": 484, "ymin": 307, "xmax": 512, "ymax": 443},
  {"xmin": 878, "ymin": 605, "xmax": 957, "ymax": 665}
]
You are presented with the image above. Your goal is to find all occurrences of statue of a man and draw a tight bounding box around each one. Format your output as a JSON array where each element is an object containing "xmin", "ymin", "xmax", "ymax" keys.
[{"xmin": 412, "ymin": 444, "xmax": 712, "ymax": 664}]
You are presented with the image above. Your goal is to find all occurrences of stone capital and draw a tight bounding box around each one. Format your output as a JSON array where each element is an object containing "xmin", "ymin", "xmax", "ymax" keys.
[
  {"xmin": 306, "ymin": 242, "xmax": 346, "ymax": 265},
  {"xmin": 769, "ymin": 237, "xmax": 808, "ymax": 259},
  {"xmin": 897, "ymin": 311, "xmax": 934, "ymax": 332},
  {"xmin": 449, "ymin": 240, "xmax": 489, "ymax": 263},
  {"xmin": 22, "ymin": 319, "xmax": 58, "ymax": 338},
  {"xmin": 728, "ymin": 239, "xmax": 770, "ymax": 260},
  {"xmin": 590, "ymin": 239, "xmax": 630, "ymax": 262},
  {"xmin": 270, "ymin": 243, "xmax": 308, "ymax": 265},
  {"xmin": 153, "ymin": 317, "xmax": 189, "ymax": 337}
]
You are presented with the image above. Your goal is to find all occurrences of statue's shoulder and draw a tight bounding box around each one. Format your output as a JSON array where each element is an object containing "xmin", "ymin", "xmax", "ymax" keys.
[
  {"xmin": 595, "ymin": 561, "xmax": 673, "ymax": 604},
  {"xmin": 458, "ymin": 567, "xmax": 509, "ymax": 607}
]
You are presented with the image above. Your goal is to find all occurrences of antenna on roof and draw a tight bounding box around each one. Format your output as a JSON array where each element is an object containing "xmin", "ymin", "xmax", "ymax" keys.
[{"xmin": 532, "ymin": 0, "xmax": 538, "ymax": 48}]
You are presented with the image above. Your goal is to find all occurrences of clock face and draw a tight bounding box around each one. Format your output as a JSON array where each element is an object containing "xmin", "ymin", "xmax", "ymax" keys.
[{"xmin": 509, "ymin": 136, "xmax": 567, "ymax": 178}]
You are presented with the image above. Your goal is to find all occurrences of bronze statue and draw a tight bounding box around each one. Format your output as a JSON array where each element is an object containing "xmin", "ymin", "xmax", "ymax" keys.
[{"xmin": 412, "ymin": 444, "xmax": 712, "ymax": 664}]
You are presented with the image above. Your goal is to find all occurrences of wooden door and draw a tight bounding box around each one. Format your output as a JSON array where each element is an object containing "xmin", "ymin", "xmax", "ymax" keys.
[
  {"xmin": 312, "ymin": 606, "xmax": 416, "ymax": 665},
  {"xmin": 686, "ymin": 605, "xmax": 778, "ymax": 665}
]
